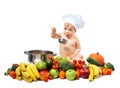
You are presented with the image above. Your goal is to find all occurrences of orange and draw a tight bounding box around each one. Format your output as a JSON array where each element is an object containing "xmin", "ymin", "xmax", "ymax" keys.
[{"xmin": 59, "ymin": 69, "xmax": 65, "ymax": 79}]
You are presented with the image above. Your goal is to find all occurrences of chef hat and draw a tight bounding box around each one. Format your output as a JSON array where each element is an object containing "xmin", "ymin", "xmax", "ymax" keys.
[{"xmin": 62, "ymin": 14, "xmax": 85, "ymax": 30}]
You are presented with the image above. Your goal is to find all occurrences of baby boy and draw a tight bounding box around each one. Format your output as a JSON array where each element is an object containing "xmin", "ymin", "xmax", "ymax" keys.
[{"xmin": 51, "ymin": 14, "xmax": 85, "ymax": 62}]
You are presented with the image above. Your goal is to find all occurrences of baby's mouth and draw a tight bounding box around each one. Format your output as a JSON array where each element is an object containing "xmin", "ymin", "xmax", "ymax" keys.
[
  {"xmin": 66, "ymin": 35, "xmax": 70, "ymax": 38},
  {"xmin": 65, "ymin": 34, "xmax": 69, "ymax": 37}
]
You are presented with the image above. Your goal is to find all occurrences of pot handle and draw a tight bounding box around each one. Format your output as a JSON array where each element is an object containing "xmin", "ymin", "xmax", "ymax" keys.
[
  {"xmin": 53, "ymin": 53, "xmax": 57, "ymax": 56},
  {"xmin": 24, "ymin": 51, "xmax": 31, "ymax": 55}
]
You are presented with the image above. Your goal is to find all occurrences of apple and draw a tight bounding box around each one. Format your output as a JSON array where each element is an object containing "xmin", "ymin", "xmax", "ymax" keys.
[
  {"xmin": 39, "ymin": 70, "xmax": 49, "ymax": 80},
  {"xmin": 49, "ymin": 69, "xmax": 59, "ymax": 78},
  {"xmin": 65, "ymin": 69, "xmax": 76, "ymax": 81},
  {"xmin": 80, "ymin": 67, "xmax": 90, "ymax": 79},
  {"xmin": 36, "ymin": 61, "xmax": 47, "ymax": 70}
]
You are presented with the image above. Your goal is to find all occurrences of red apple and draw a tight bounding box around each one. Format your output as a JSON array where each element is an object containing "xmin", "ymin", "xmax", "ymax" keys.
[
  {"xmin": 80, "ymin": 67, "xmax": 89, "ymax": 79},
  {"xmin": 39, "ymin": 70, "xmax": 49, "ymax": 80}
]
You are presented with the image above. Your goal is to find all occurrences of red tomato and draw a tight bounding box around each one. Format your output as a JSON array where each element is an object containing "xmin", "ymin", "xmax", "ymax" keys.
[
  {"xmin": 55, "ymin": 60, "xmax": 58, "ymax": 63},
  {"xmin": 52, "ymin": 61, "xmax": 56, "ymax": 65},
  {"xmin": 52, "ymin": 65, "xmax": 56, "ymax": 69},
  {"xmin": 107, "ymin": 68, "xmax": 112, "ymax": 75},
  {"xmin": 44, "ymin": 77, "xmax": 48, "ymax": 82},
  {"xmin": 73, "ymin": 59, "xmax": 77, "ymax": 64},
  {"xmin": 9, "ymin": 71, "xmax": 16, "ymax": 79},
  {"xmin": 102, "ymin": 68, "xmax": 108, "ymax": 75},
  {"xmin": 75, "ymin": 64, "xmax": 79, "ymax": 68},
  {"xmin": 78, "ymin": 60, "xmax": 81, "ymax": 64},
  {"xmin": 81, "ymin": 60, "xmax": 85, "ymax": 64},
  {"xmin": 48, "ymin": 55, "xmax": 53, "ymax": 60},
  {"xmin": 48, "ymin": 75, "xmax": 53, "ymax": 80},
  {"xmin": 78, "ymin": 64, "xmax": 82, "ymax": 69},
  {"xmin": 55, "ymin": 64, "xmax": 59, "ymax": 69}
]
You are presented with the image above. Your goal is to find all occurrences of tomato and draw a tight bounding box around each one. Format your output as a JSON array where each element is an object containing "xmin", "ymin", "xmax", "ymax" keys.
[
  {"xmin": 52, "ymin": 64, "xmax": 58, "ymax": 69},
  {"xmin": 55, "ymin": 64, "xmax": 59, "ymax": 69},
  {"xmin": 48, "ymin": 55, "xmax": 53, "ymax": 60},
  {"xmin": 102, "ymin": 68, "xmax": 108, "ymax": 75},
  {"xmin": 48, "ymin": 75, "xmax": 53, "ymax": 80},
  {"xmin": 78, "ymin": 60, "xmax": 81, "ymax": 64},
  {"xmin": 81, "ymin": 60, "xmax": 85, "ymax": 64},
  {"xmin": 78, "ymin": 64, "xmax": 82, "ymax": 69},
  {"xmin": 9, "ymin": 71, "xmax": 16, "ymax": 79},
  {"xmin": 73, "ymin": 59, "xmax": 77, "ymax": 64},
  {"xmin": 107, "ymin": 68, "xmax": 112, "ymax": 75},
  {"xmin": 52, "ymin": 65, "xmax": 56, "ymax": 69},
  {"xmin": 52, "ymin": 61, "xmax": 56, "ymax": 65},
  {"xmin": 44, "ymin": 77, "xmax": 48, "ymax": 82},
  {"xmin": 75, "ymin": 64, "xmax": 79, "ymax": 68},
  {"xmin": 55, "ymin": 60, "xmax": 58, "ymax": 63}
]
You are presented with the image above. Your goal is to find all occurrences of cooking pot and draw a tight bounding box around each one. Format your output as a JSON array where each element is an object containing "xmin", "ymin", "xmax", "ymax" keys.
[{"xmin": 24, "ymin": 50, "xmax": 57, "ymax": 63}]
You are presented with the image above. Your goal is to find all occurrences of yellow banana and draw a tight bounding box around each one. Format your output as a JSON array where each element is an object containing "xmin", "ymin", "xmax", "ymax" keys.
[
  {"xmin": 22, "ymin": 76, "xmax": 32, "ymax": 83},
  {"xmin": 88, "ymin": 64, "xmax": 100, "ymax": 78},
  {"xmin": 16, "ymin": 75, "xmax": 22, "ymax": 80},
  {"xmin": 26, "ymin": 65, "xmax": 37, "ymax": 81},
  {"xmin": 15, "ymin": 66, "xmax": 21, "ymax": 76},
  {"xmin": 20, "ymin": 62, "xmax": 28, "ymax": 71},
  {"xmin": 21, "ymin": 71, "xmax": 30, "ymax": 78},
  {"xmin": 97, "ymin": 66, "xmax": 102, "ymax": 75},
  {"xmin": 88, "ymin": 67, "xmax": 94, "ymax": 82},
  {"xmin": 29, "ymin": 63, "xmax": 40, "ymax": 79}
]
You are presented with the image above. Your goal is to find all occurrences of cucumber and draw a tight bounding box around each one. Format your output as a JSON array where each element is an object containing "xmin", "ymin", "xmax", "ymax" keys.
[{"xmin": 86, "ymin": 57, "xmax": 103, "ymax": 66}]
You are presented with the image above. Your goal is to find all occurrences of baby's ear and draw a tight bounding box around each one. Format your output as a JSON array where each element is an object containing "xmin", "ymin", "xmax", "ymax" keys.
[
  {"xmin": 74, "ymin": 29, "xmax": 76, "ymax": 33},
  {"xmin": 73, "ymin": 27, "xmax": 76, "ymax": 32}
]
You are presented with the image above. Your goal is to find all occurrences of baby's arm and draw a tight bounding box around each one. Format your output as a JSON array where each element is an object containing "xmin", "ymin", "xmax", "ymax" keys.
[{"xmin": 51, "ymin": 27, "xmax": 61, "ymax": 38}]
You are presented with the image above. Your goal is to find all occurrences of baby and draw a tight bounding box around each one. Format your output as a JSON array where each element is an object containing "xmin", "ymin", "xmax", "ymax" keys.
[{"xmin": 51, "ymin": 14, "xmax": 85, "ymax": 62}]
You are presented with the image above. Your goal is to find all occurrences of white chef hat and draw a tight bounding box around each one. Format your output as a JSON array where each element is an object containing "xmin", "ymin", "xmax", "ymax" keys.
[{"xmin": 62, "ymin": 14, "xmax": 85, "ymax": 30}]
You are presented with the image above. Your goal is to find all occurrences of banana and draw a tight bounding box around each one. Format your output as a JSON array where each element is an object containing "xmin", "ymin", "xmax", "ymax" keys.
[
  {"xmin": 88, "ymin": 67, "xmax": 94, "ymax": 82},
  {"xmin": 22, "ymin": 76, "xmax": 32, "ymax": 83},
  {"xmin": 26, "ymin": 65, "xmax": 37, "ymax": 81},
  {"xmin": 29, "ymin": 63, "xmax": 40, "ymax": 79},
  {"xmin": 20, "ymin": 62, "xmax": 28, "ymax": 71},
  {"xmin": 88, "ymin": 64, "xmax": 100, "ymax": 78},
  {"xmin": 16, "ymin": 75, "xmax": 22, "ymax": 80},
  {"xmin": 21, "ymin": 71, "xmax": 30, "ymax": 78},
  {"xmin": 97, "ymin": 66, "xmax": 102, "ymax": 75},
  {"xmin": 15, "ymin": 66, "xmax": 21, "ymax": 76}
]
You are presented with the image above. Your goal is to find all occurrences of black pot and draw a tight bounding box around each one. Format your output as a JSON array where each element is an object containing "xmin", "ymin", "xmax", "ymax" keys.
[{"xmin": 24, "ymin": 50, "xmax": 57, "ymax": 63}]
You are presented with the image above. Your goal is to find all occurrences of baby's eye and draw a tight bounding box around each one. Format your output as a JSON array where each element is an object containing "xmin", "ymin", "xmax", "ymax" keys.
[
  {"xmin": 64, "ymin": 28, "xmax": 67, "ymax": 30},
  {"xmin": 69, "ymin": 29, "xmax": 72, "ymax": 31}
]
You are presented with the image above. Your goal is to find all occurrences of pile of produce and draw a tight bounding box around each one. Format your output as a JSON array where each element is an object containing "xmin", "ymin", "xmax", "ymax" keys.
[{"xmin": 4, "ymin": 52, "xmax": 115, "ymax": 83}]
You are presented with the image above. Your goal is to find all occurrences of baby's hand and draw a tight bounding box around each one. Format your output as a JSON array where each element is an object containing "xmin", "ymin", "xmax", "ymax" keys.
[
  {"xmin": 51, "ymin": 27, "xmax": 56, "ymax": 33},
  {"xmin": 70, "ymin": 54, "xmax": 75, "ymax": 59}
]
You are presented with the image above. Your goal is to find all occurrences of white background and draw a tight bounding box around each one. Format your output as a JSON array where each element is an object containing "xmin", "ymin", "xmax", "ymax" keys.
[{"xmin": 0, "ymin": 0, "xmax": 120, "ymax": 88}]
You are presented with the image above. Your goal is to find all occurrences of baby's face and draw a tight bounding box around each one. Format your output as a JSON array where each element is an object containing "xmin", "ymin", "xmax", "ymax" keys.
[{"xmin": 64, "ymin": 23, "xmax": 76, "ymax": 39}]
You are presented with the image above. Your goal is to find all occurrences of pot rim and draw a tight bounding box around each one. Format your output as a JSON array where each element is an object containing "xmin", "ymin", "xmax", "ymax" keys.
[{"xmin": 25, "ymin": 50, "xmax": 54, "ymax": 55}]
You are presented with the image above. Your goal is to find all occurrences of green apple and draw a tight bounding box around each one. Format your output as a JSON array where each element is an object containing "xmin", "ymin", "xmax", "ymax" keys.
[
  {"xmin": 62, "ymin": 56, "xmax": 68, "ymax": 62},
  {"xmin": 49, "ymin": 69, "xmax": 59, "ymax": 78},
  {"xmin": 65, "ymin": 69, "xmax": 76, "ymax": 80},
  {"xmin": 36, "ymin": 61, "xmax": 47, "ymax": 70}
]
